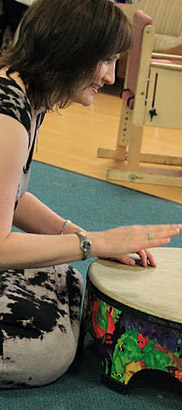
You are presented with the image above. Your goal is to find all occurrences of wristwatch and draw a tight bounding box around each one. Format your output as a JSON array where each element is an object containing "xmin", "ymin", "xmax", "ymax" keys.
[{"xmin": 75, "ymin": 231, "xmax": 92, "ymax": 260}]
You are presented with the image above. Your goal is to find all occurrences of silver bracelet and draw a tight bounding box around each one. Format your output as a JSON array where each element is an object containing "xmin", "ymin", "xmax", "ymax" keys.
[{"xmin": 60, "ymin": 219, "xmax": 71, "ymax": 235}]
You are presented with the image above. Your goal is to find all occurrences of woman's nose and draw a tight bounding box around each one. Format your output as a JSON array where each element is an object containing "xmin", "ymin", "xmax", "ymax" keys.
[{"xmin": 104, "ymin": 62, "xmax": 116, "ymax": 85}]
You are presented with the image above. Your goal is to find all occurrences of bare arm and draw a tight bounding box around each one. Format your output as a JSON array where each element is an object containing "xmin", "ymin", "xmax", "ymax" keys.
[
  {"xmin": 0, "ymin": 224, "xmax": 181, "ymax": 271},
  {"xmin": 12, "ymin": 192, "xmax": 172, "ymax": 268},
  {"xmin": 13, "ymin": 191, "xmax": 83, "ymax": 235},
  {"xmin": 12, "ymin": 192, "xmax": 182, "ymax": 268}
]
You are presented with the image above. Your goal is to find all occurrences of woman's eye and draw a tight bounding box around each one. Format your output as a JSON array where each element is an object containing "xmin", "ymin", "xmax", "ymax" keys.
[
  {"xmin": 105, "ymin": 58, "xmax": 114, "ymax": 64},
  {"xmin": 105, "ymin": 55, "xmax": 120, "ymax": 64}
]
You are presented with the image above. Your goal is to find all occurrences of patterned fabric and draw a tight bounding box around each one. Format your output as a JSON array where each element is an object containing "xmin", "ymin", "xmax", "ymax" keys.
[
  {"xmin": 0, "ymin": 77, "xmax": 83, "ymax": 387},
  {"xmin": 0, "ymin": 265, "xmax": 83, "ymax": 388},
  {"xmin": 0, "ymin": 77, "xmax": 45, "ymax": 205}
]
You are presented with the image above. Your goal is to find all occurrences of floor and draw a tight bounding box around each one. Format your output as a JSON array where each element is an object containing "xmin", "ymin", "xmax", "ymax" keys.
[{"xmin": 34, "ymin": 89, "xmax": 182, "ymax": 204}]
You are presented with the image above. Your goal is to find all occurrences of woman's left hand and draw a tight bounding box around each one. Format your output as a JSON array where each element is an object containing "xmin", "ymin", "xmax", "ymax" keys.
[{"xmin": 117, "ymin": 249, "xmax": 157, "ymax": 267}]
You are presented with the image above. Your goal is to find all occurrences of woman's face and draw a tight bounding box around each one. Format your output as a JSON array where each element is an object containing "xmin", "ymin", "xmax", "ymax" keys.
[{"xmin": 71, "ymin": 54, "xmax": 119, "ymax": 106}]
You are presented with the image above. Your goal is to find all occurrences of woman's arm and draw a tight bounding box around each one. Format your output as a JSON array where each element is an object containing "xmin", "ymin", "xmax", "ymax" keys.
[
  {"xmin": 13, "ymin": 192, "xmax": 158, "ymax": 267},
  {"xmin": 0, "ymin": 223, "xmax": 180, "ymax": 271},
  {"xmin": 0, "ymin": 114, "xmax": 28, "ymax": 242},
  {"xmin": 13, "ymin": 192, "xmax": 83, "ymax": 235}
]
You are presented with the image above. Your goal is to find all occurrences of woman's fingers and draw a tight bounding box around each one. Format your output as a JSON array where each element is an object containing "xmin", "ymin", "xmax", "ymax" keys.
[
  {"xmin": 137, "ymin": 249, "xmax": 149, "ymax": 267},
  {"xmin": 134, "ymin": 249, "xmax": 157, "ymax": 267},
  {"xmin": 145, "ymin": 224, "xmax": 181, "ymax": 241},
  {"xmin": 144, "ymin": 249, "xmax": 157, "ymax": 267},
  {"xmin": 117, "ymin": 254, "xmax": 136, "ymax": 265},
  {"xmin": 115, "ymin": 250, "xmax": 157, "ymax": 267},
  {"xmin": 144, "ymin": 224, "xmax": 181, "ymax": 248}
]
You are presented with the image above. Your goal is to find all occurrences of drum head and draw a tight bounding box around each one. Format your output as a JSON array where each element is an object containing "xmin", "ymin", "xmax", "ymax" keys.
[{"xmin": 88, "ymin": 248, "xmax": 182, "ymax": 323}]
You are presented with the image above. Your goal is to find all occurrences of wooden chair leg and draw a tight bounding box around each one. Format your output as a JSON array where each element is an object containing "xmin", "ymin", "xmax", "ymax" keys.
[
  {"xmin": 97, "ymin": 102, "xmax": 132, "ymax": 161},
  {"xmin": 127, "ymin": 125, "xmax": 143, "ymax": 170},
  {"xmin": 106, "ymin": 123, "xmax": 182, "ymax": 186},
  {"xmin": 106, "ymin": 125, "xmax": 144, "ymax": 182}
]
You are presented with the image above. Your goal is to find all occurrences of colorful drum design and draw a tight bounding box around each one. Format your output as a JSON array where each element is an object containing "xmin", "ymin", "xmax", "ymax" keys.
[{"xmin": 82, "ymin": 248, "xmax": 182, "ymax": 392}]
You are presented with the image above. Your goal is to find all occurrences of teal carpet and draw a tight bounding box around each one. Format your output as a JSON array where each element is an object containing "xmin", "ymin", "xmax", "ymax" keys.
[{"xmin": 4, "ymin": 160, "xmax": 182, "ymax": 410}]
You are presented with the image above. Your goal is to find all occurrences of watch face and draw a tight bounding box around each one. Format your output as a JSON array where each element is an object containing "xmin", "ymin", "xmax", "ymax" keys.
[
  {"xmin": 82, "ymin": 240, "xmax": 91, "ymax": 252},
  {"xmin": 81, "ymin": 239, "xmax": 91, "ymax": 259},
  {"xmin": 76, "ymin": 232, "xmax": 92, "ymax": 260}
]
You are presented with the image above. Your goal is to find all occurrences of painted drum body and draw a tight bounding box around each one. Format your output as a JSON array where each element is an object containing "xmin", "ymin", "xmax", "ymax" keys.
[{"xmin": 82, "ymin": 248, "xmax": 182, "ymax": 392}]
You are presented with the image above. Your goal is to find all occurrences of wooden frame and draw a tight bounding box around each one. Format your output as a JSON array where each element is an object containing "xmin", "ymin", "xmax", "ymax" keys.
[{"xmin": 98, "ymin": 18, "xmax": 182, "ymax": 187}]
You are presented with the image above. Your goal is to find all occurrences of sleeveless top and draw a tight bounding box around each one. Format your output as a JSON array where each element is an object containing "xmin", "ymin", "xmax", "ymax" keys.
[{"xmin": 0, "ymin": 77, "xmax": 45, "ymax": 208}]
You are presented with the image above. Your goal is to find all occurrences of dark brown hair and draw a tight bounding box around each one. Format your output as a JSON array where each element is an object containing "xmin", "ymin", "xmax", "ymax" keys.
[{"xmin": 0, "ymin": 0, "xmax": 132, "ymax": 109}]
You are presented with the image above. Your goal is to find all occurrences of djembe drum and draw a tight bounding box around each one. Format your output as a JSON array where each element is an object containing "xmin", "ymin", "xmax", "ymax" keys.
[{"xmin": 82, "ymin": 247, "xmax": 182, "ymax": 393}]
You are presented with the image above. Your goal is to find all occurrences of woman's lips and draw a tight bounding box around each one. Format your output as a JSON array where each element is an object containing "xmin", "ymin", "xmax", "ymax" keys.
[{"xmin": 90, "ymin": 83, "xmax": 102, "ymax": 94}]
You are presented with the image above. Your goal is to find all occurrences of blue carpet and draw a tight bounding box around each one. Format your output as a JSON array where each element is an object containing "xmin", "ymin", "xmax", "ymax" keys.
[
  {"xmin": 4, "ymin": 160, "xmax": 182, "ymax": 410},
  {"xmin": 28, "ymin": 161, "xmax": 182, "ymax": 280}
]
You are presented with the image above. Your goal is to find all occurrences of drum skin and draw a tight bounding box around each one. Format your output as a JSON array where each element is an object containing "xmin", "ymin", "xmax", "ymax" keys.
[{"xmin": 82, "ymin": 248, "xmax": 182, "ymax": 392}]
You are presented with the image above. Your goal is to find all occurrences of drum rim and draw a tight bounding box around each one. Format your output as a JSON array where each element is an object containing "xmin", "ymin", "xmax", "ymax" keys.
[
  {"xmin": 87, "ymin": 276, "xmax": 181, "ymax": 332},
  {"xmin": 87, "ymin": 249, "xmax": 182, "ymax": 326}
]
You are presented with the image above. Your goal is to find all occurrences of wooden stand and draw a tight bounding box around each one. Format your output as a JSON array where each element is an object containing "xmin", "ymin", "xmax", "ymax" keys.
[{"xmin": 98, "ymin": 14, "xmax": 182, "ymax": 187}]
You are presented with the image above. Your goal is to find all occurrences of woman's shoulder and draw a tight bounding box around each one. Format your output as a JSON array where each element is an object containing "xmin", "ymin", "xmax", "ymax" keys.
[
  {"xmin": 0, "ymin": 70, "xmax": 32, "ymax": 137},
  {"xmin": 0, "ymin": 69, "xmax": 27, "ymax": 93}
]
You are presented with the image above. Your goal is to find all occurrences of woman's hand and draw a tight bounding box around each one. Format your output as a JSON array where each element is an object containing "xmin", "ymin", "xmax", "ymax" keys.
[
  {"xmin": 115, "ymin": 249, "xmax": 157, "ymax": 267},
  {"xmin": 91, "ymin": 224, "xmax": 182, "ymax": 262}
]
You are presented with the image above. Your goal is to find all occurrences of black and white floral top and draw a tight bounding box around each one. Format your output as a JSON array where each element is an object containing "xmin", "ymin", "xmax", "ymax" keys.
[{"xmin": 0, "ymin": 77, "xmax": 45, "ymax": 207}]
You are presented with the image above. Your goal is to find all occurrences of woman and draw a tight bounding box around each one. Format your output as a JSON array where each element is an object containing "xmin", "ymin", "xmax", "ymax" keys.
[{"xmin": 0, "ymin": 0, "xmax": 180, "ymax": 388}]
